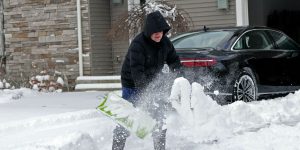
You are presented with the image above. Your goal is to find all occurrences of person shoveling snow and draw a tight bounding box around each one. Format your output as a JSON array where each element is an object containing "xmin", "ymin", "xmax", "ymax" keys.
[
  {"xmin": 107, "ymin": 10, "xmax": 182, "ymax": 150},
  {"xmin": 98, "ymin": 75, "xmax": 201, "ymax": 148}
]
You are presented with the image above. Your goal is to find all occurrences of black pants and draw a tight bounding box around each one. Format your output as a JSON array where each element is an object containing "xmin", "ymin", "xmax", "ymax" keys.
[
  {"xmin": 112, "ymin": 87, "xmax": 167, "ymax": 150},
  {"xmin": 112, "ymin": 124, "xmax": 166, "ymax": 150}
]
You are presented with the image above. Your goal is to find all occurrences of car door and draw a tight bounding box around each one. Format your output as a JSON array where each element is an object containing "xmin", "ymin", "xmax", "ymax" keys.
[
  {"xmin": 267, "ymin": 30, "xmax": 300, "ymax": 85},
  {"xmin": 232, "ymin": 29, "xmax": 291, "ymax": 87}
]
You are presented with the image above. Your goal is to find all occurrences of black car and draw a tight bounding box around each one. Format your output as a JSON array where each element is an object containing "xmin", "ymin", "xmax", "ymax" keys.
[{"xmin": 171, "ymin": 26, "xmax": 300, "ymax": 104}]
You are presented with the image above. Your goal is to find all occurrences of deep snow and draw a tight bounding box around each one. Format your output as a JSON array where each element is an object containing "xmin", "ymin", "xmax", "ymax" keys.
[{"xmin": 1, "ymin": 78, "xmax": 300, "ymax": 150}]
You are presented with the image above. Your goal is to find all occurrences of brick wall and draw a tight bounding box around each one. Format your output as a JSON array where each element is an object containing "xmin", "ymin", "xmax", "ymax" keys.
[{"xmin": 3, "ymin": 0, "xmax": 91, "ymax": 89}]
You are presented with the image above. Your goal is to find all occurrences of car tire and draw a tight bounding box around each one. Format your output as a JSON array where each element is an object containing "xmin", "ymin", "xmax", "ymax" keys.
[{"xmin": 232, "ymin": 68, "xmax": 258, "ymax": 102}]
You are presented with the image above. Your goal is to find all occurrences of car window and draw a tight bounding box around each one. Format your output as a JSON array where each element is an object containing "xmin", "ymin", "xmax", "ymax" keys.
[
  {"xmin": 173, "ymin": 31, "xmax": 233, "ymax": 49},
  {"xmin": 268, "ymin": 30, "xmax": 299, "ymax": 50},
  {"xmin": 233, "ymin": 30, "xmax": 273, "ymax": 50}
]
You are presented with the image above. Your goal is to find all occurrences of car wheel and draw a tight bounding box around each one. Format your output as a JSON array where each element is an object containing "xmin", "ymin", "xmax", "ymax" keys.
[{"xmin": 232, "ymin": 68, "xmax": 257, "ymax": 102}]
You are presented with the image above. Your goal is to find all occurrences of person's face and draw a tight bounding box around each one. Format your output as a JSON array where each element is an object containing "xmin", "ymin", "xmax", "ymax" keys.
[{"xmin": 151, "ymin": 31, "xmax": 163, "ymax": 42}]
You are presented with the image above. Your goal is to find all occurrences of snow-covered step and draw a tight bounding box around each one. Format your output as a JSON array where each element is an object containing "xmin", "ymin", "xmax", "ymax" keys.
[
  {"xmin": 76, "ymin": 76, "xmax": 121, "ymax": 84},
  {"xmin": 75, "ymin": 83, "xmax": 121, "ymax": 91},
  {"xmin": 75, "ymin": 76, "xmax": 121, "ymax": 91}
]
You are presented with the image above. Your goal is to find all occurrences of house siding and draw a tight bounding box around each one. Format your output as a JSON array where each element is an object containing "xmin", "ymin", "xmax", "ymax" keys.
[
  {"xmin": 3, "ymin": 0, "xmax": 91, "ymax": 87},
  {"xmin": 111, "ymin": 1, "xmax": 129, "ymax": 74},
  {"xmin": 2, "ymin": 0, "xmax": 238, "ymax": 89},
  {"xmin": 89, "ymin": 0, "xmax": 113, "ymax": 75},
  {"xmin": 0, "ymin": 1, "xmax": 4, "ymax": 56},
  {"xmin": 173, "ymin": 0, "xmax": 236, "ymax": 30}
]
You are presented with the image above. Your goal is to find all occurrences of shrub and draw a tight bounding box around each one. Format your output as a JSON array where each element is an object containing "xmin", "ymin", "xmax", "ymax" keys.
[{"xmin": 29, "ymin": 70, "xmax": 65, "ymax": 92}]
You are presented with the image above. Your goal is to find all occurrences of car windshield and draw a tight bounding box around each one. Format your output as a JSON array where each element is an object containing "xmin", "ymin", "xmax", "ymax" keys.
[{"xmin": 172, "ymin": 31, "xmax": 234, "ymax": 50}]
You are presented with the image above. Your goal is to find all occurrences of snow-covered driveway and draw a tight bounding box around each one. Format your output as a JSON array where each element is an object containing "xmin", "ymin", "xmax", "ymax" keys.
[
  {"xmin": 1, "ymin": 85, "xmax": 300, "ymax": 150},
  {"xmin": 0, "ymin": 90, "xmax": 115, "ymax": 150}
]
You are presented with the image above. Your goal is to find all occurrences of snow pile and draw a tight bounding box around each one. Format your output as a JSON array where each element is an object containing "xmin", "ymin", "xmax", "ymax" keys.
[
  {"xmin": 0, "ymin": 110, "xmax": 104, "ymax": 150},
  {"xmin": 167, "ymin": 77, "xmax": 300, "ymax": 148},
  {"xmin": 0, "ymin": 110, "xmax": 99, "ymax": 133},
  {"xmin": 0, "ymin": 88, "xmax": 33, "ymax": 104},
  {"xmin": 37, "ymin": 132, "xmax": 98, "ymax": 150}
]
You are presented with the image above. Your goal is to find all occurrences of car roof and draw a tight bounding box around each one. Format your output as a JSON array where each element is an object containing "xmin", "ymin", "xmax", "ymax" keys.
[
  {"xmin": 170, "ymin": 26, "xmax": 286, "ymax": 50},
  {"xmin": 170, "ymin": 26, "xmax": 277, "ymax": 39}
]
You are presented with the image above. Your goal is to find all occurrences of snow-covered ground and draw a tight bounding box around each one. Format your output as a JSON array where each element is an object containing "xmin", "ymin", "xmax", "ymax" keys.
[{"xmin": 1, "ymin": 78, "xmax": 300, "ymax": 150}]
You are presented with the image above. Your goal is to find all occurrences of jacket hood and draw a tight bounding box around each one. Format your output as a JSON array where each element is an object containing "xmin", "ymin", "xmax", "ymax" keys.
[{"xmin": 143, "ymin": 11, "xmax": 171, "ymax": 38}]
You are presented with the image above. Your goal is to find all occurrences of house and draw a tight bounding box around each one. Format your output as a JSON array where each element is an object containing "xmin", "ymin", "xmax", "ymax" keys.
[{"xmin": 0, "ymin": 0, "xmax": 299, "ymax": 89}]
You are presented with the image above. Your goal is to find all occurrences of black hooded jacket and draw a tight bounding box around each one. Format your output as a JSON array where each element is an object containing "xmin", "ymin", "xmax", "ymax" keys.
[{"xmin": 121, "ymin": 11, "xmax": 182, "ymax": 89}]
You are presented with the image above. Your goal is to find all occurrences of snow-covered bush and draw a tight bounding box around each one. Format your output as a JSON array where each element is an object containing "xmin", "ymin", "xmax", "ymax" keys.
[
  {"xmin": 108, "ymin": 0, "xmax": 193, "ymax": 40},
  {"xmin": 1, "ymin": 56, "xmax": 68, "ymax": 92},
  {"xmin": 29, "ymin": 70, "xmax": 65, "ymax": 92},
  {"xmin": 0, "ymin": 79, "xmax": 13, "ymax": 90},
  {"xmin": 1, "ymin": 71, "xmax": 66, "ymax": 92},
  {"xmin": 1, "ymin": 68, "xmax": 66, "ymax": 93}
]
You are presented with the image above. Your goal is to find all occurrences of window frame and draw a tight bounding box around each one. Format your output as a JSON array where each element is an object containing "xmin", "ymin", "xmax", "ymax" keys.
[
  {"xmin": 231, "ymin": 29, "xmax": 275, "ymax": 51},
  {"xmin": 172, "ymin": 31, "xmax": 234, "ymax": 50},
  {"xmin": 266, "ymin": 29, "xmax": 300, "ymax": 51}
]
